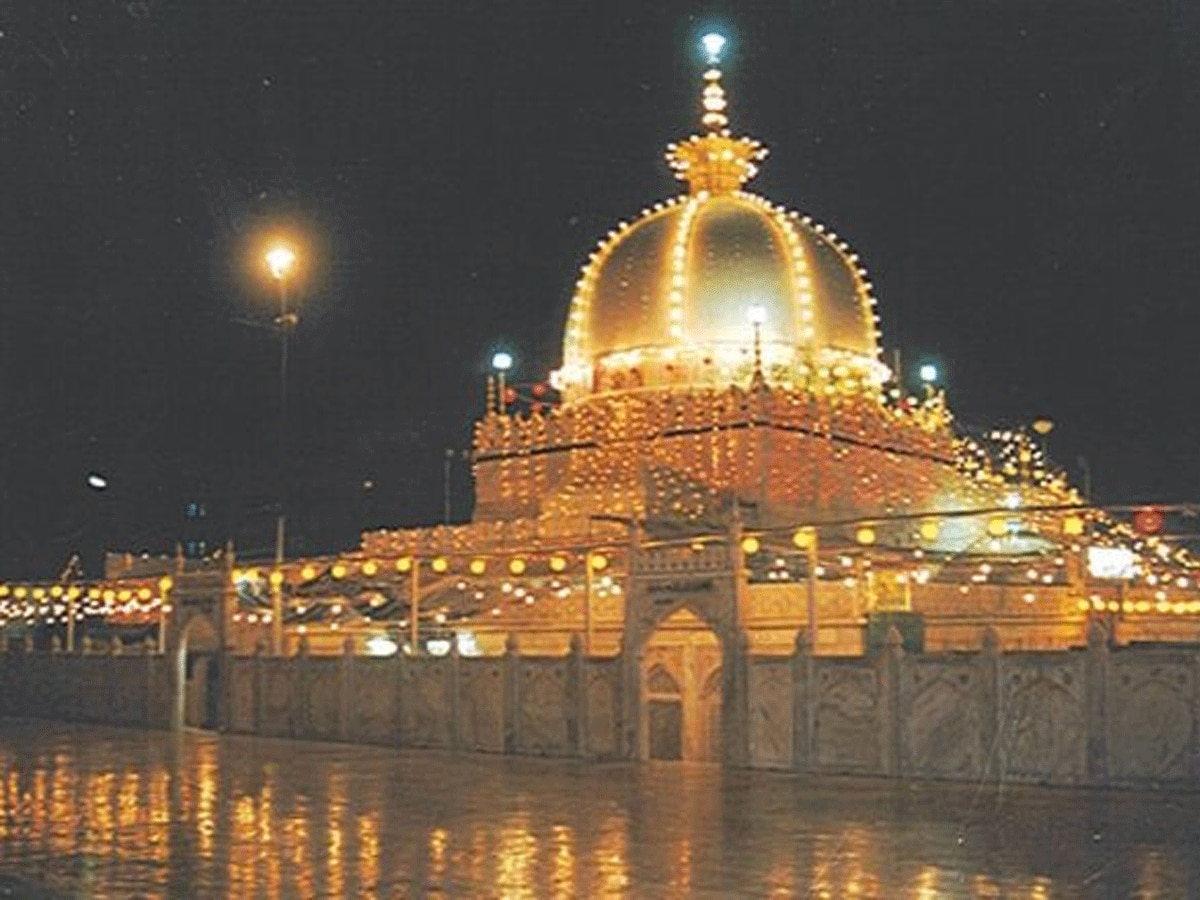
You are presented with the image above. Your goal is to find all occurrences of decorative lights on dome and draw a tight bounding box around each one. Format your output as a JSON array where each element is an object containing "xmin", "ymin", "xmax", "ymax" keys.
[{"xmin": 552, "ymin": 35, "xmax": 888, "ymax": 402}]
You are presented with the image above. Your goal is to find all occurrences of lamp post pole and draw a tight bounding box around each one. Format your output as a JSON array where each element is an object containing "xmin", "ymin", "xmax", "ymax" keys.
[
  {"xmin": 266, "ymin": 244, "xmax": 297, "ymax": 656},
  {"xmin": 492, "ymin": 351, "xmax": 513, "ymax": 415}
]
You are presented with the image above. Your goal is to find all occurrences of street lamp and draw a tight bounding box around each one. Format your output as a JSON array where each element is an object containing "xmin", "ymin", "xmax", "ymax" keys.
[
  {"xmin": 265, "ymin": 241, "xmax": 297, "ymax": 656},
  {"xmin": 492, "ymin": 351, "xmax": 513, "ymax": 415}
]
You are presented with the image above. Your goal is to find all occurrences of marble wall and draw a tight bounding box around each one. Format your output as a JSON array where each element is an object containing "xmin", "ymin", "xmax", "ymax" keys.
[{"xmin": 2, "ymin": 625, "xmax": 1199, "ymax": 789}]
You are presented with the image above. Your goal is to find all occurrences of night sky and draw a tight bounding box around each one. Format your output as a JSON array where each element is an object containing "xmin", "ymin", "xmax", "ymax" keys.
[{"xmin": 4, "ymin": 1, "xmax": 1199, "ymax": 579}]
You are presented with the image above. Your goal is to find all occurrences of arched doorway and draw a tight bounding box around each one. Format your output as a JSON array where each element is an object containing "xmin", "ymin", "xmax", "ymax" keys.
[
  {"xmin": 173, "ymin": 614, "xmax": 220, "ymax": 730},
  {"xmin": 640, "ymin": 607, "xmax": 723, "ymax": 762}
]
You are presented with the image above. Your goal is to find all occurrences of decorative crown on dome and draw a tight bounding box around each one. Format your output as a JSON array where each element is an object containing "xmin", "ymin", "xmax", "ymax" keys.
[{"xmin": 665, "ymin": 53, "xmax": 768, "ymax": 195}]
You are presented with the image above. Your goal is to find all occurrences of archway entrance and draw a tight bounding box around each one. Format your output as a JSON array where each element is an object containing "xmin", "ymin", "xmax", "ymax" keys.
[
  {"xmin": 173, "ymin": 614, "xmax": 220, "ymax": 730},
  {"xmin": 641, "ymin": 608, "xmax": 723, "ymax": 762}
]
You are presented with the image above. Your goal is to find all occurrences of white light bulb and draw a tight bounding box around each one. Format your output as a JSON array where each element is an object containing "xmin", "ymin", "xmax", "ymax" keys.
[{"xmin": 701, "ymin": 32, "xmax": 727, "ymax": 63}]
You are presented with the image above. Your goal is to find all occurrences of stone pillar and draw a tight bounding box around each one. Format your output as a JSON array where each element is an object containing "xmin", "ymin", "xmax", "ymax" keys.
[
  {"xmin": 146, "ymin": 646, "xmax": 160, "ymax": 728},
  {"xmin": 978, "ymin": 626, "xmax": 1003, "ymax": 783},
  {"xmin": 393, "ymin": 646, "xmax": 407, "ymax": 748},
  {"xmin": 1085, "ymin": 617, "xmax": 1110, "ymax": 786},
  {"xmin": 292, "ymin": 635, "xmax": 310, "ymax": 739},
  {"xmin": 253, "ymin": 640, "xmax": 266, "ymax": 735},
  {"xmin": 503, "ymin": 633, "xmax": 521, "ymax": 754},
  {"xmin": 619, "ymin": 641, "xmax": 641, "ymax": 760},
  {"xmin": 447, "ymin": 639, "xmax": 461, "ymax": 751},
  {"xmin": 567, "ymin": 634, "xmax": 585, "ymax": 756},
  {"xmin": 338, "ymin": 637, "xmax": 355, "ymax": 742},
  {"xmin": 722, "ymin": 629, "xmax": 751, "ymax": 768},
  {"xmin": 791, "ymin": 628, "xmax": 815, "ymax": 772},
  {"xmin": 877, "ymin": 625, "xmax": 904, "ymax": 776}
]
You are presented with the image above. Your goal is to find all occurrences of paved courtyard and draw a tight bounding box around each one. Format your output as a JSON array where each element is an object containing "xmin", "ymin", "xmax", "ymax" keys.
[{"xmin": 0, "ymin": 720, "xmax": 1195, "ymax": 897}]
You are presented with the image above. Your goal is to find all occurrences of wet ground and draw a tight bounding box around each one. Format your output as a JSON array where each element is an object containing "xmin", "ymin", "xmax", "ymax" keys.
[{"xmin": 0, "ymin": 721, "xmax": 1196, "ymax": 897}]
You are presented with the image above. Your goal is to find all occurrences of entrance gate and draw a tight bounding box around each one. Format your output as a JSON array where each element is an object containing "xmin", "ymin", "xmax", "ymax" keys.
[{"xmin": 621, "ymin": 539, "xmax": 750, "ymax": 766}]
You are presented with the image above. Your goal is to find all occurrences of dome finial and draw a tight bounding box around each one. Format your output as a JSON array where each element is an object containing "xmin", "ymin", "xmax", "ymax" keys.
[
  {"xmin": 664, "ymin": 35, "xmax": 768, "ymax": 194},
  {"xmin": 698, "ymin": 33, "xmax": 729, "ymax": 132}
]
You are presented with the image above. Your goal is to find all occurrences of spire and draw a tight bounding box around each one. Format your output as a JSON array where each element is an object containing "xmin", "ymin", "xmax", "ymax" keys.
[{"xmin": 665, "ymin": 33, "xmax": 768, "ymax": 195}]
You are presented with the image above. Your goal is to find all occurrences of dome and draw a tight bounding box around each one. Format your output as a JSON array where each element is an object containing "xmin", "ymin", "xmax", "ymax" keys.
[{"xmin": 552, "ymin": 66, "xmax": 887, "ymax": 401}]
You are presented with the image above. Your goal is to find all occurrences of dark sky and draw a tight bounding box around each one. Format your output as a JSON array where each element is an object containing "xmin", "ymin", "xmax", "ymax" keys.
[{"xmin": 3, "ymin": 1, "xmax": 1199, "ymax": 578}]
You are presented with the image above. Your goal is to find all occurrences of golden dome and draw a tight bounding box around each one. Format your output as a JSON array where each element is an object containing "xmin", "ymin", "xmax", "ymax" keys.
[{"xmin": 552, "ymin": 64, "xmax": 886, "ymax": 402}]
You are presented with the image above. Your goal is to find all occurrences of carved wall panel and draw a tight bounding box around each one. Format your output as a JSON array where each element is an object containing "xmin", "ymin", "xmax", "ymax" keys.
[
  {"xmin": 459, "ymin": 659, "xmax": 504, "ymax": 752},
  {"xmin": 815, "ymin": 661, "xmax": 879, "ymax": 772},
  {"xmin": 403, "ymin": 661, "xmax": 451, "ymax": 748},
  {"xmin": 306, "ymin": 661, "xmax": 340, "ymax": 740},
  {"xmin": 355, "ymin": 659, "xmax": 397, "ymax": 744},
  {"xmin": 260, "ymin": 661, "xmax": 293, "ymax": 738},
  {"xmin": 519, "ymin": 659, "xmax": 568, "ymax": 755},
  {"xmin": 999, "ymin": 658, "xmax": 1085, "ymax": 783},
  {"xmin": 229, "ymin": 660, "xmax": 255, "ymax": 733},
  {"xmin": 586, "ymin": 663, "xmax": 619, "ymax": 757},
  {"xmin": 1109, "ymin": 658, "xmax": 1196, "ymax": 783},
  {"xmin": 904, "ymin": 658, "xmax": 985, "ymax": 780},
  {"xmin": 748, "ymin": 659, "xmax": 792, "ymax": 769}
]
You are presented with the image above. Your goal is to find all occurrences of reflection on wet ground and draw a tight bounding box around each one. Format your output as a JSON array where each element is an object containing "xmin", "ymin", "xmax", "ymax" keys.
[{"xmin": 0, "ymin": 720, "xmax": 1196, "ymax": 897}]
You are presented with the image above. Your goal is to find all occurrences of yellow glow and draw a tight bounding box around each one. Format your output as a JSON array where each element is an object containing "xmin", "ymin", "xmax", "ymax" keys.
[
  {"xmin": 469, "ymin": 558, "xmax": 487, "ymax": 575},
  {"xmin": 265, "ymin": 244, "xmax": 296, "ymax": 280},
  {"xmin": 549, "ymin": 555, "xmax": 567, "ymax": 573},
  {"xmin": 431, "ymin": 557, "xmax": 449, "ymax": 574},
  {"xmin": 792, "ymin": 528, "xmax": 816, "ymax": 550},
  {"xmin": 49, "ymin": 585, "xmax": 63, "ymax": 598},
  {"xmin": 13, "ymin": 587, "xmax": 27, "ymax": 599},
  {"xmin": 1075, "ymin": 599, "xmax": 1089, "ymax": 612},
  {"xmin": 269, "ymin": 570, "xmax": 284, "ymax": 587},
  {"xmin": 508, "ymin": 558, "xmax": 527, "ymax": 576},
  {"xmin": 740, "ymin": 536, "xmax": 761, "ymax": 555},
  {"xmin": 395, "ymin": 557, "xmax": 413, "ymax": 573},
  {"xmin": 300, "ymin": 565, "xmax": 317, "ymax": 581},
  {"xmin": 0, "ymin": 585, "xmax": 8, "ymax": 598},
  {"xmin": 986, "ymin": 517, "xmax": 1008, "ymax": 538},
  {"xmin": 1062, "ymin": 515, "xmax": 1085, "ymax": 537},
  {"xmin": 918, "ymin": 520, "xmax": 940, "ymax": 542},
  {"xmin": 361, "ymin": 560, "xmax": 378, "ymax": 577},
  {"xmin": 589, "ymin": 553, "xmax": 609, "ymax": 572},
  {"xmin": 331, "ymin": 564, "xmax": 347, "ymax": 579},
  {"xmin": 137, "ymin": 588, "xmax": 152, "ymax": 601},
  {"xmin": 855, "ymin": 526, "xmax": 876, "ymax": 546}
]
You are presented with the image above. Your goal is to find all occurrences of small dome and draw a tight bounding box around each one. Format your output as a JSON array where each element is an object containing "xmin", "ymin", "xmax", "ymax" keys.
[{"xmin": 553, "ymin": 68, "xmax": 885, "ymax": 401}]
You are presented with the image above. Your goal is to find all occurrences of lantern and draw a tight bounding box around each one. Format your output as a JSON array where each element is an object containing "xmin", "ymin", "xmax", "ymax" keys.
[{"xmin": 1134, "ymin": 507, "xmax": 1164, "ymax": 535}]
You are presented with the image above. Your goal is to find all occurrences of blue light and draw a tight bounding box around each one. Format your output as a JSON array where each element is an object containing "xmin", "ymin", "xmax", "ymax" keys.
[{"xmin": 701, "ymin": 32, "xmax": 727, "ymax": 64}]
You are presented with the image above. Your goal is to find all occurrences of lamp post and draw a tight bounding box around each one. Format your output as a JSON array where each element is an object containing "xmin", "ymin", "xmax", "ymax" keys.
[
  {"xmin": 747, "ymin": 304, "xmax": 766, "ymax": 389},
  {"xmin": 918, "ymin": 362, "xmax": 939, "ymax": 395},
  {"xmin": 265, "ymin": 242, "xmax": 296, "ymax": 656},
  {"xmin": 1032, "ymin": 417, "xmax": 1054, "ymax": 468},
  {"xmin": 492, "ymin": 351, "xmax": 513, "ymax": 415}
]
